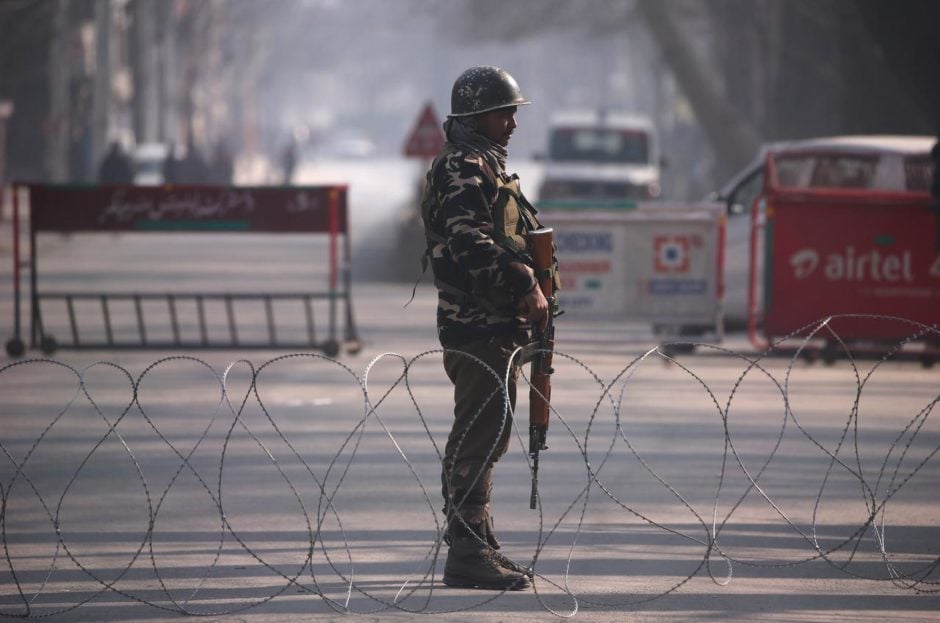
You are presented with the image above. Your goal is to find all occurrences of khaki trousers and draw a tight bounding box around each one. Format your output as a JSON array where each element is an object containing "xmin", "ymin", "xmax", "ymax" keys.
[{"xmin": 441, "ymin": 334, "xmax": 522, "ymax": 531}]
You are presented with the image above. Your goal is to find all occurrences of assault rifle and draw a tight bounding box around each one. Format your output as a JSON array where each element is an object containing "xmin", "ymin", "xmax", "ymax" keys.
[{"xmin": 527, "ymin": 227, "xmax": 557, "ymax": 510}]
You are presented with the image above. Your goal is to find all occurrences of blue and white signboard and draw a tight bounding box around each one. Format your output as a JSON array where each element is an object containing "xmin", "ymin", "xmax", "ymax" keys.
[{"xmin": 543, "ymin": 203, "xmax": 724, "ymax": 332}]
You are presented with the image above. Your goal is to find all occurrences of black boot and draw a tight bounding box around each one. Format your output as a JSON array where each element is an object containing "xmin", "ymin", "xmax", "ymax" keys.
[
  {"xmin": 484, "ymin": 506, "xmax": 501, "ymax": 549},
  {"xmin": 441, "ymin": 463, "xmax": 530, "ymax": 589},
  {"xmin": 443, "ymin": 533, "xmax": 530, "ymax": 591},
  {"xmin": 482, "ymin": 513, "xmax": 533, "ymax": 578}
]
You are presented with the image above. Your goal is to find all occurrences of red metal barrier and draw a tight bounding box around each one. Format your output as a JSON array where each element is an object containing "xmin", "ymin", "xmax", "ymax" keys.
[
  {"xmin": 749, "ymin": 155, "xmax": 940, "ymax": 351},
  {"xmin": 5, "ymin": 183, "xmax": 359, "ymax": 357}
]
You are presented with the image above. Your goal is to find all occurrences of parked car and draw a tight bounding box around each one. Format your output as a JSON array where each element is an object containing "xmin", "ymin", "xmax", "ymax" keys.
[
  {"xmin": 713, "ymin": 135, "xmax": 936, "ymax": 327},
  {"xmin": 537, "ymin": 110, "xmax": 662, "ymax": 205}
]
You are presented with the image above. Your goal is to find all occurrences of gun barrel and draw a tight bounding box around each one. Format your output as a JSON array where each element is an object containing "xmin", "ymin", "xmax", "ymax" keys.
[{"xmin": 529, "ymin": 469, "xmax": 539, "ymax": 509}]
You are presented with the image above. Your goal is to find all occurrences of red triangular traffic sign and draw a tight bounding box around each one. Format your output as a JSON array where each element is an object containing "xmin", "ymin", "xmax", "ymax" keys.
[{"xmin": 403, "ymin": 102, "xmax": 445, "ymax": 158}]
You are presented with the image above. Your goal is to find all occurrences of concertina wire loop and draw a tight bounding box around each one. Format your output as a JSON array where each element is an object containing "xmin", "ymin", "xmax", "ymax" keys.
[{"xmin": 0, "ymin": 313, "xmax": 937, "ymax": 618}]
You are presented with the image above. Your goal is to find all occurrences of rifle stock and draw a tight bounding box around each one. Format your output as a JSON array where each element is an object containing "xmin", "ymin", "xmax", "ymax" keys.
[{"xmin": 527, "ymin": 227, "xmax": 556, "ymax": 509}]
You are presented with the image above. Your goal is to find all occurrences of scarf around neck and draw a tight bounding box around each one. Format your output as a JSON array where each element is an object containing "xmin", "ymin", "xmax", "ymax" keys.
[{"xmin": 443, "ymin": 117, "xmax": 508, "ymax": 177}]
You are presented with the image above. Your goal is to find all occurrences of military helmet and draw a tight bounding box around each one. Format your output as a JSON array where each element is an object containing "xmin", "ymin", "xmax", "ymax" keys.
[{"xmin": 449, "ymin": 66, "xmax": 531, "ymax": 117}]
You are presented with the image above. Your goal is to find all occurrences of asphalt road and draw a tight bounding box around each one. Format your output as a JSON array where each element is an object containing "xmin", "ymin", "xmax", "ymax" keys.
[{"xmin": 1, "ymin": 223, "xmax": 938, "ymax": 622}]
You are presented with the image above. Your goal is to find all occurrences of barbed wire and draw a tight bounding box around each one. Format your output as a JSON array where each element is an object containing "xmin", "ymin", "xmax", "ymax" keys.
[{"xmin": 1, "ymin": 314, "xmax": 938, "ymax": 619}]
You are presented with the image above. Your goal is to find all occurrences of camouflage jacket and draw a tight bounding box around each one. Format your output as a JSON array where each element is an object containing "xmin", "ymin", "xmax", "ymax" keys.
[{"xmin": 421, "ymin": 144, "xmax": 538, "ymax": 348}]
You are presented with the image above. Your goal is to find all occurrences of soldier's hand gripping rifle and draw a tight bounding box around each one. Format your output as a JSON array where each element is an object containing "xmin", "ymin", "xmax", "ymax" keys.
[{"xmin": 527, "ymin": 227, "xmax": 558, "ymax": 510}]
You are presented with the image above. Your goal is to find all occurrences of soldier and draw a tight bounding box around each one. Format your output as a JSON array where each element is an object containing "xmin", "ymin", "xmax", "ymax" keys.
[
  {"xmin": 97, "ymin": 141, "xmax": 134, "ymax": 184},
  {"xmin": 420, "ymin": 66, "xmax": 549, "ymax": 590}
]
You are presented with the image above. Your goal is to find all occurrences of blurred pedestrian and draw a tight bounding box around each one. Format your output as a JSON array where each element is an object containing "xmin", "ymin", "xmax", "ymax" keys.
[
  {"xmin": 420, "ymin": 66, "xmax": 555, "ymax": 591},
  {"xmin": 280, "ymin": 136, "xmax": 297, "ymax": 185},
  {"xmin": 97, "ymin": 141, "xmax": 134, "ymax": 184},
  {"xmin": 210, "ymin": 139, "xmax": 235, "ymax": 185},
  {"xmin": 163, "ymin": 143, "xmax": 181, "ymax": 184},
  {"xmin": 178, "ymin": 136, "xmax": 209, "ymax": 184}
]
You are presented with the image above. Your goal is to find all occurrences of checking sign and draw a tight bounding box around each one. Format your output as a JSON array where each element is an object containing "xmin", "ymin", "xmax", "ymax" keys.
[
  {"xmin": 545, "ymin": 203, "xmax": 724, "ymax": 332},
  {"xmin": 554, "ymin": 227, "xmax": 624, "ymax": 312}
]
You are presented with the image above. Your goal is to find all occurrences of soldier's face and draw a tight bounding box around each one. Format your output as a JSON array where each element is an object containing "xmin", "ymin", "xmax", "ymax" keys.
[{"xmin": 478, "ymin": 107, "xmax": 518, "ymax": 146}]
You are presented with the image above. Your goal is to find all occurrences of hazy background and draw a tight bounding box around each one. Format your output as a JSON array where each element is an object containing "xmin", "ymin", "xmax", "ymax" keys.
[{"xmin": 1, "ymin": 0, "xmax": 938, "ymax": 203}]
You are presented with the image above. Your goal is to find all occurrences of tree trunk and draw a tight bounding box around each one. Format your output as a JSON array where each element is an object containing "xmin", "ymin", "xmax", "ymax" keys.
[
  {"xmin": 637, "ymin": 0, "xmax": 760, "ymax": 176},
  {"xmin": 92, "ymin": 0, "xmax": 112, "ymax": 167}
]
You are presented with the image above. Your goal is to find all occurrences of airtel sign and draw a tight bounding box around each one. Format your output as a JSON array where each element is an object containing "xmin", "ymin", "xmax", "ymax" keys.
[{"xmin": 789, "ymin": 246, "xmax": 914, "ymax": 283}]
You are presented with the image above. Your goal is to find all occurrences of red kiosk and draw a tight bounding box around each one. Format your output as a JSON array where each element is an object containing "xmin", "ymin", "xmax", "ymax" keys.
[{"xmin": 748, "ymin": 153, "xmax": 940, "ymax": 361}]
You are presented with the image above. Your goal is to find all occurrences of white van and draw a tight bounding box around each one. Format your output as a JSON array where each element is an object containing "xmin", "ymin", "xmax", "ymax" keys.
[
  {"xmin": 537, "ymin": 110, "xmax": 661, "ymax": 205},
  {"xmin": 714, "ymin": 135, "xmax": 935, "ymax": 327}
]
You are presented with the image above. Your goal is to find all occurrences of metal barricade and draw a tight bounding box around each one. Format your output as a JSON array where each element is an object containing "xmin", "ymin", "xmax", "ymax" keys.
[{"xmin": 5, "ymin": 183, "xmax": 360, "ymax": 357}]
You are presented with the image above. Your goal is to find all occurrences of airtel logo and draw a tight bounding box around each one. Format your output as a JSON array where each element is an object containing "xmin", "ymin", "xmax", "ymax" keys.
[
  {"xmin": 790, "ymin": 249, "xmax": 818, "ymax": 278},
  {"xmin": 789, "ymin": 246, "xmax": 913, "ymax": 283}
]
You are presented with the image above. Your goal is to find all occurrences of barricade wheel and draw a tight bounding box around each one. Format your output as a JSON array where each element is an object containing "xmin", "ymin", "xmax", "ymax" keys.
[
  {"xmin": 5, "ymin": 337, "xmax": 25, "ymax": 358},
  {"xmin": 821, "ymin": 341, "xmax": 839, "ymax": 366},
  {"xmin": 659, "ymin": 342, "xmax": 696, "ymax": 357},
  {"xmin": 40, "ymin": 335, "xmax": 58, "ymax": 355},
  {"xmin": 322, "ymin": 340, "xmax": 340, "ymax": 358}
]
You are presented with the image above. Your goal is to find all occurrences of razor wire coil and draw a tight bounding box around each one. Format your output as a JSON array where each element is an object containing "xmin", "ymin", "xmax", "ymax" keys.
[{"xmin": 0, "ymin": 314, "xmax": 938, "ymax": 619}]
